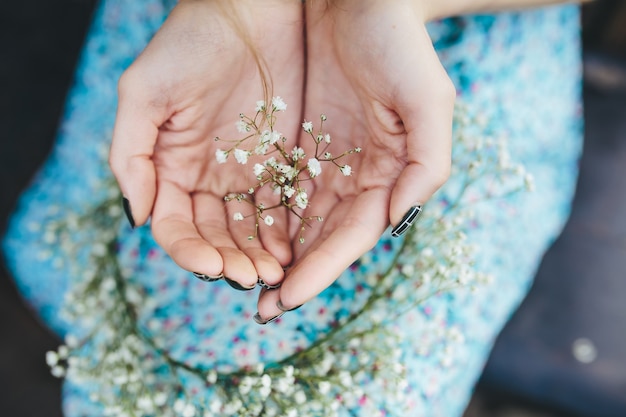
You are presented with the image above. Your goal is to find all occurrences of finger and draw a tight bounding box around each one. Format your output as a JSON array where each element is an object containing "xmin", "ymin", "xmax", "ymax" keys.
[
  {"xmin": 254, "ymin": 288, "xmax": 284, "ymax": 325},
  {"xmin": 223, "ymin": 193, "xmax": 285, "ymax": 287},
  {"xmin": 258, "ymin": 187, "xmax": 389, "ymax": 316},
  {"xmin": 151, "ymin": 181, "xmax": 224, "ymax": 277},
  {"xmin": 193, "ymin": 192, "xmax": 258, "ymax": 289},
  {"xmin": 387, "ymin": 30, "xmax": 455, "ymax": 229},
  {"xmin": 109, "ymin": 69, "xmax": 166, "ymax": 227}
]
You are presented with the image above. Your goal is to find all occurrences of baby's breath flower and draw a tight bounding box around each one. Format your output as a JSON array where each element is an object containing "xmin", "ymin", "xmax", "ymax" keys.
[
  {"xmin": 234, "ymin": 149, "xmax": 250, "ymax": 165},
  {"xmin": 264, "ymin": 157, "xmax": 277, "ymax": 168},
  {"xmin": 235, "ymin": 120, "xmax": 248, "ymax": 133},
  {"xmin": 215, "ymin": 149, "xmax": 228, "ymax": 164},
  {"xmin": 255, "ymin": 142, "xmax": 269, "ymax": 155},
  {"xmin": 253, "ymin": 163, "xmax": 265, "ymax": 177},
  {"xmin": 295, "ymin": 190, "xmax": 308, "ymax": 210},
  {"xmin": 272, "ymin": 96, "xmax": 287, "ymax": 112},
  {"xmin": 255, "ymin": 100, "xmax": 266, "ymax": 112},
  {"xmin": 264, "ymin": 215, "xmax": 274, "ymax": 226},
  {"xmin": 46, "ymin": 351, "xmax": 59, "ymax": 366},
  {"xmin": 291, "ymin": 147, "xmax": 305, "ymax": 161},
  {"xmin": 318, "ymin": 381, "xmax": 332, "ymax": 395},
  {"xmin": 324, "ymin": 133, "xmax": 331, "ymax": 144},
  {"xmin": 307, "ymin": 158, "xmax": 322, "ymax": 178},
  {"xmin": 340, "ymin": 165, "xmax": 352, "ymax": 176},
  {"xmin": 302, "ymin": 121, "xmax": 313, "ymax": 133},
  {"xmin": 283, "ymin": 186, "xmax": 296, "ymax": 198},
  {"xmin": 233, "ymin": 212, "xmax": 244, "ymax": 221},
  {"xmin": 268, "ymin": 131, "xmax": 281, "ymax": 145}
]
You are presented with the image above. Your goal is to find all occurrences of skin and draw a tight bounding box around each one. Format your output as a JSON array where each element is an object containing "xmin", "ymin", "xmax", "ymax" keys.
[
  {"xmin": 109, "ymin": 0, "xmax": 583, "ymax": 322},
  {"xmin": 109, "ymin": 0, "xmax": 304, "ymax": 289}
]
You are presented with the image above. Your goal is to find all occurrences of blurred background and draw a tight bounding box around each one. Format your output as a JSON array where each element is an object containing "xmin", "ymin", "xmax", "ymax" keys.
[{"xmin": 1, "ymin": 1, "xmax": 624, "ymax": 416}]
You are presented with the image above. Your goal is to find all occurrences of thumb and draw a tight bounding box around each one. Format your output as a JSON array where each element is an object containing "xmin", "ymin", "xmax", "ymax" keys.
[
  {"xmin": 388, "ymin": 48, "xmax": 455, "ymax": 236},
  {"xmin": 109, "ymin": 71, "xmax": 164, "ymax": 227}
]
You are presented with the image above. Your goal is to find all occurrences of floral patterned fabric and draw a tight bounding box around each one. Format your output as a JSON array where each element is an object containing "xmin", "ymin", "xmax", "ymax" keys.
[{"xmin": 2, "ymin": 1, "xmax": 582, "ymax": 416}]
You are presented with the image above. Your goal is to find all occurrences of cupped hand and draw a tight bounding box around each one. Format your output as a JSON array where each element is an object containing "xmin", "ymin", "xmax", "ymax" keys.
[
  {"xmin": 257, "ymin": 0, "xmax": 455, "ymax": 319},
  {"xmin": 109, "ymin": 0, "xmax": 304, "ymax": 289}
]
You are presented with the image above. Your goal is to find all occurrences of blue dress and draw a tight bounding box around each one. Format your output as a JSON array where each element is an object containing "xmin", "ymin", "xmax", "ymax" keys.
[{"xmin": 2, "ymin": 1, "xmax": 582, "ymax": 416}]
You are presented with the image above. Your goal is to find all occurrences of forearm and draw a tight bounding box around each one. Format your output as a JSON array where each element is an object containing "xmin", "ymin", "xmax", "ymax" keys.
[{"xmin": 425, "ymin": 0, "xmax": 590, "ymax": 21}]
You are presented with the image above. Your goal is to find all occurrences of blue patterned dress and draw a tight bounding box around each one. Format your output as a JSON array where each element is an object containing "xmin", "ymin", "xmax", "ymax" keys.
[{"xmin": 2, "ymin": 1, "xmax": 582, "ymax": 416}]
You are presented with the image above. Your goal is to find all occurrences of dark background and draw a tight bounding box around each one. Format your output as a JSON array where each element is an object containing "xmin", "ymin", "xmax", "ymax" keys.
[{"xmin": 1, "ymin": 1, "xmax": 625, "ymax": 416}]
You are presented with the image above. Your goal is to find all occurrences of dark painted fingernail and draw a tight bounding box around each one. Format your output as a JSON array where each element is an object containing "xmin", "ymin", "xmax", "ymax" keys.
[
  {"xmin": 122, "ymin": 197, "xmax": 135, "ymax": 229},
  {"xmin": 257, "ymin": 278, "xmax": 281, "ymax": 290},
  {"xmin": 192, "ymin": 272, "xmax": 223, "ymax": 282},
  {"xmin": 391, "ymin": 205, "xmax": 422, "ymax": 238},
  {"xmin": 224, "ymin": 278, "xmax": 255, "ymax": 291},
  {"xmin": 276, "ymin": 300, "xmax": 302, "ymax": 312},
  {"xmin": 253, "ymin": 312, "xmax": 283, "ymax": 325}
]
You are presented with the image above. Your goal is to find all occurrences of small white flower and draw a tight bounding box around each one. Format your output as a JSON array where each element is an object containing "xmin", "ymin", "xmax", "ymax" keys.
[
  {"xmin": 65, "ymin": 335, "xmax": 79, "ymax": 349},
  {"xmin": 253, "ymin": 163, "xmax": 265, "ymax": 177},
  {"xmin": 259, "ymin": 385, "xmax": 271, "ymax": 399},
  {"xmin": 46, "ymin": 351, "xmax": 59, "ymax": 367},
  {"xmin": 324, "ymin": 133, "xmax": 331, "ymax": 144},
  {"xmin": 182, "ymin": 403, "xmax": 196, "ymax": 417},
  {"xmin": 255, "ymin": 100, "xmax": 266, "ymax": 112},
  {"xmin": 264, "ymin": 215, "xmax": 274, "ymax": 226},
  {"xmin": 233, "ymin": 212, "xmax": 244, "ymax": 221},
  {"xmin": 340, "ymin": 165, "xmax": 352, "ymax": 176},
  {"xmin": 174, "ymin": 399, "xmax": 186, "ymax": 413},
  {"xmin": 295, "ymin": 190, "xmax": 308, "ymax": 210},
  {"xmin": 318, "ymin": 381, "xmax": 332, "ymax": 395},
  {"xmin": 234, "ymin": 149, "xmax": 249, "ymax": 164},
  {"xmin": 209, "ymin": 398, "xmax": 222, "ymax": 413},
  {"xmin": 302, "ymin": 121, "xmax": 313, "ymax": 133},
  {"xmin": 307, "ymin": 158, "xmax": 322, "ymax": 178},
  {"xmin": 206, "ymin": 370, "xmax": 218, "ymax": 384},
  {"xmin": 51, "ymin": 366, "xmax": 65, "ymax": 378},
  {"xmin": 255, "ymin": 141, "xmax": 269, "ymax": 155},
  {"xmin": 272, "ymin": 96, "xmax": 287, "ymax": 112},
  {"xmin": 291, "ymin": 147, "xmax": 305, "ymax": 161},
  {"xmin": 215, "ymin": 149, "xmax": 228, "ymax": 164},
  {"xmin": 153, "ymin": 392, "xmax": 168, "ymax": 407},
  {"xmin": 283, "ymin": 186, "xmax": 296, "ymax": 198},
  {"xmin": 235, "ymin": 120, "xmax": 248, "ymax": 133},
  {"xmin": 137, "ymin": 396, "xmax": 154, "ymax": 412},
  {"xmin": 264, "ymin": 157, "xmax": 277, "ymax": 168},
  {"xmin": 269, "ymin": 130, "xmax": 281, "ymax": 145},
  {"xmin": 294, "ymin": 390, "xmax": 306, "ymax": 405},
  {"xmin": 278, "ymin": 164, "xmax": 298, "ymax": 180},
  {"xmin": 58, "ymin": 345, "xmax": 69, "ymax": 359}
]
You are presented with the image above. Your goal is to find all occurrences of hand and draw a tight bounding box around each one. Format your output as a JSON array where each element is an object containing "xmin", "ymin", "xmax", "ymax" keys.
[
  {"xmin": 257, "ymin": 0, "xmax": 455, "ymax": 319},
  {"xmin": 109, "ymin": 0, "xmax": 304, "ymax": 289}
]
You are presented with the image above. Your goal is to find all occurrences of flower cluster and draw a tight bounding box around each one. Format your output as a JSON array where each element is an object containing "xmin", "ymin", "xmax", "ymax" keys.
[
  {"xmin": 214, "ymin": 97, "xmax": 360, "ymax": 243},
  {"xmin": 40, "ymin": 102, "xmax": 531, "ymax": 416}
]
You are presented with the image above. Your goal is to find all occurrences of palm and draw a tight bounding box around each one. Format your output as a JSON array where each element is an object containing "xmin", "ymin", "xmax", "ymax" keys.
[{"xmin": 111, "ymin": 0, "xmax": 304, "ymax": 287}]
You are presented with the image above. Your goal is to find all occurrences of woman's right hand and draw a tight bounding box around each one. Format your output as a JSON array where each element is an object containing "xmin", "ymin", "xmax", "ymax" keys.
[{"xmin": 109, "ymin": 0, "xmax": 304, "ymax": 289}]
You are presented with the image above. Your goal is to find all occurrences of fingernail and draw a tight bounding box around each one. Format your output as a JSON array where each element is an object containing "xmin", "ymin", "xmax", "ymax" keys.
[
  {"xmin": 257, "ymin": 278, "xmax": 281, "ymax": 290},
  {"xmin": 276, "ymin": 300, "xmax": 302, "ymax": 312},
  {"xmin": 192, "ymin": 272, "xmax": 224, "ymax": 282},
  {"xmin": 122, "ymin": 197, "xmax": 135, "ymax": 229},
  {"xmin": 391, "ymin": 205, "xmax": 422, "ymax": 238},
  {"xmin": 225, "ymin": 278, "xmax": 255, "ymax": 291},
  {"xmin": 253, "ymin": 312, "xmax": 283, "ymax": 325}
]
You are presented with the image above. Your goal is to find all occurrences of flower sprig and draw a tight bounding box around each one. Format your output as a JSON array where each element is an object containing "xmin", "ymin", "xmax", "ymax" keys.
[{"xmin": 215, "ymin": 97, "xmax": 360, "ymax": 243}]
